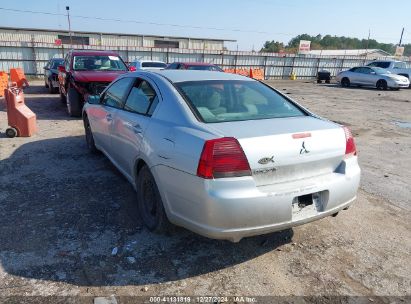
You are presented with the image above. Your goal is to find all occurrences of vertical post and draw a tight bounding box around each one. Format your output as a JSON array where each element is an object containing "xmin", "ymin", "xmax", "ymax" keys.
[
  {"xmin": 31, "ymin": 35, "xmax": 38, "ymax": 76},
  {"xmin": 263, "ymin": 56, "xmax": 268, "ymax": 80},
  {"xmin": 66, "ymin": 6, "xmax": 72, "ymax": 47},
  {"xmin": 166, "ymin": 48, "xmax": 169, "ymax": 64},
  {"xmin": 151, "ymin": 47, "xmax": 153, "ymax": 60}
]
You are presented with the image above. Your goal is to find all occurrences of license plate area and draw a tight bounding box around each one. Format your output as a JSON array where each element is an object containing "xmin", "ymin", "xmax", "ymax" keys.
[{"xmin": 292, "ymin": 190, "xmax": 329, "ymax": 220}]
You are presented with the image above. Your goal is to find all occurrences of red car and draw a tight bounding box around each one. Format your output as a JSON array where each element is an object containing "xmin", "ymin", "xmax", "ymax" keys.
[
  {"xmin": 58, "ymin": 50, "xmax": 132, "ymax": 117},
  {"xmin": 166, "ymin": 62, "xmax": 224, "ymax": 72}
]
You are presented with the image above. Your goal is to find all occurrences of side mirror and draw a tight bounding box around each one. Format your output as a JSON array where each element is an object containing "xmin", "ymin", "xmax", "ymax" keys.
[
  {"xmin": 370, "ymin": 71, "xmax": 376, "ymax": 75},
  {"xmin": 44, "ymin": 66, "xmax": 49, "ymax": 70},
  {"xmin": 129, "ymin": 65, "xmax": 136, "ymax": 72},
  {"xmin": 87, "ymin": 95, "xmax": 100, "ymax": 104},
  {"xmin": 58, "ymin": 65, "xmax": 66, "ymax": 73}
]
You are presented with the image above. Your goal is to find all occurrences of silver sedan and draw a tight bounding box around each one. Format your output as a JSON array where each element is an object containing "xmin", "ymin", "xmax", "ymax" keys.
[
  {"xmin": 335, "ymin": 66, "xmax": 410, "ymax": 90},
  {"xmin": 83, "ymin": 70, "xmax": 361, "ymax": 242}
]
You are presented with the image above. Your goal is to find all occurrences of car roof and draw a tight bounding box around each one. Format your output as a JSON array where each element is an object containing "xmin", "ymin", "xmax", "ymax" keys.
[
  {"xmin": 70, "ymin": 50, "xmax": 120, "ymax": 56},
  {"xmin": 148, "ymin": 70, "xmax": 254, "ymax": 83}
]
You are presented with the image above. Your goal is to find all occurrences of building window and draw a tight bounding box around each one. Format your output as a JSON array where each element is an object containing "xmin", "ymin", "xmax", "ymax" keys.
[
  {"xmin": 58, "ymin": 34, "xmax": 90, "ymax": 45},
  {"xmin": 154, "ymin": 40, "xmax": 179, "ymax": 48}
]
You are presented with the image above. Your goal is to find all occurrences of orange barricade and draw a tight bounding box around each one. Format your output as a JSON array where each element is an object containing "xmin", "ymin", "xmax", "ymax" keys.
[
  {"xmin": 223, "ymin": 68, "xmax": 236, "ymax": 74},
  {"xmin": 235, "ymin": 68, "xmax": 249, "ymax": 77},
  {"xmin": 10, "ymin": 68, "xmax": 29, "ymax": 89},
  {"xmin": 249, "ymin": 68, "xmax": 264, "ymax": 80},
  {"xmin": 4, "ymin": 85, "xmax": 37, "ymax": 137},
  {"xmin": 0, "ymin": 71, "xmax": 8, "ymax": 97}
]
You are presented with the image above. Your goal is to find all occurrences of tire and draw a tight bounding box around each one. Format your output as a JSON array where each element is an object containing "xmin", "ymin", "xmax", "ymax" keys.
[
  {"xmin": 325, "ymin": 79, "xmax": 330, "ymax": 84},
  {"xmin": 341, "ymin": 78, "xmax": 350, "ymax": 88},
  {"xmin": 6, "ymin": 127, "xmax": 18, "ymax": 138},
  {"xmin": 47, "ymin": 79, "xmax": 55, "ymax": 94},
  {"xmin": 83, "ymin": 116, "xmax": 98, "ymax": 153},
  {"xmin": 45, "ymin": 80, "xmax": 49, "ymax": 88},
  {"xmin": 66, "ymin": 86, "xmax": 82, "ymax": 117},
  {"xmin": 136, "ymin": 165, "xmax": 171, "ymax": 233},
  {"xmin": 376, "ymin": 79, "xmax": 387, "ymax": 90}
]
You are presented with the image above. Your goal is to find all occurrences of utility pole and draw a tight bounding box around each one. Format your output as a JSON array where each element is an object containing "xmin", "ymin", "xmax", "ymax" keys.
[
  {"xmin": 66, "ymin": 6, "xmax": 72, "ymax": 47},
  {"xmin": 364, "ymin": 29, "xmax": 370, "ymax": 62},
  {"xmin": 399, "ymin": 27, "xmax": 404, "ymax": 46}
]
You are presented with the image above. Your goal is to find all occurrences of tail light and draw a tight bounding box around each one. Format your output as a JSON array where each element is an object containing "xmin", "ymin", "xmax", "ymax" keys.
[
  {"xmin": 197, "ymin": 137, "xmax": 251, "ymax": 179},
  {"xmin": 343, "ymin": 126, "xmax": 357, "ymax": 157}
]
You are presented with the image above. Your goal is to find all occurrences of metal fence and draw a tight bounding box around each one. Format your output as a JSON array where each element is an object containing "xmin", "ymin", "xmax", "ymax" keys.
[{"xmin": 1, "ymin": 40, "xmax": 410, "ymax": 79}]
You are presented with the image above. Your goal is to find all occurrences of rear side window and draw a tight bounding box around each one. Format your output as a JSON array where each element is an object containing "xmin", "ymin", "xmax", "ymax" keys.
[
  {"xmin": 176, "ymin": 80, "xmax": 306, "ymax": 123},
  {"xmin": 102, "ymin": 78, "xmax": 135, "ymax": 108},
  {"xmin": 124, "ymin": 80, "xmax": 159, "ymax": 115},
  {"xmin": 393, "ymin": 62, "xmax": 406, "ymax": 69}
]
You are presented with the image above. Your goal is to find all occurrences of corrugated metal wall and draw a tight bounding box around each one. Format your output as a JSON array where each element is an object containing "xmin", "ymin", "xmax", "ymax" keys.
[{"xmin": 1, "ymin": 40, "xmax": 410, "ymax": 78}]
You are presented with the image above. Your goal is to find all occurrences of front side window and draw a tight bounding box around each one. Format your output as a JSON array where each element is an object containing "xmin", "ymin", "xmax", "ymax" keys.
[
  {"xmin": 176, "ymin": 80, "xmax": 306, "ymax": 123},
  {"xmin": 124, "ymin": 79, "xmax": 159, "ymax": 115},
  {"xmin": 73, "ymin": 55, "xmax": 127, "ymax": 71},
  {"xmin": 101, "ymin": 77, "xmax": 135, "ymax": 108}
]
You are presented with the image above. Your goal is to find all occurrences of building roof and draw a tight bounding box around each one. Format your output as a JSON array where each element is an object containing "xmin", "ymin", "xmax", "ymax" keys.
[
  {"xmin": 306, "ymin": 49, "xmax": 392, "ymax": 56},
  {"xmin": 0, "ymin": 26, "xmax": 236, "ymax": 42}
]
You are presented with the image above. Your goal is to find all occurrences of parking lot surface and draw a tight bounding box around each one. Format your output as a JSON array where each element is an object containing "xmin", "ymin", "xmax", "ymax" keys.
[{"xmin": 0, "ymin": 80, "xmax": 410, "ymax": 301}]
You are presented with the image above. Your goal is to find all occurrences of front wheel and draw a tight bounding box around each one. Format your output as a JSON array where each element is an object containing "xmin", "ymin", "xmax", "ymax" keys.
[
  {"xmin": 66, "ymin": 87, "xmax": 82, "ymax": 117},
  {"xmin": 341, "ymin": 78, "xmax": 350, "ymax": 88},
  {"xmin": 376, "ymin": 79, "xmax": 387, "ymax": 90},
  {"xmin": 136, "ymin": 165, "xmax": 171, "ymax": 233}
]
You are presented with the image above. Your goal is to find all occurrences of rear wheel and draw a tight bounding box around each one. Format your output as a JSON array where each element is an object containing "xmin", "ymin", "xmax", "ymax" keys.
[
  {"xmin": 376, "ymin": 79, "xmax": 387, "ymax": 90},
  {"xmin": 83, "ymin": 116, "xmax": 98, "ymax": 153},
  {"xmin": 136, "ymin": 165, "xmax": 171, "ymax": 233},
  {"xmin": 47, "ymin": 79, "xmax": 55, "ymax": 94},
  {"xmin": 66, "ymin": 86, "xmax": 82, "ymax": 117},
  {"xmin": 341, "ymin": 77, "xmax": 350, "ymax": 88}
]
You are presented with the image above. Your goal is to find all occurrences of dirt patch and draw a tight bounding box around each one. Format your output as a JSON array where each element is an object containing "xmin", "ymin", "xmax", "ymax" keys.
[{"xmin": 0, "ymin": 80, "xmax": 410, "ymax": 300}]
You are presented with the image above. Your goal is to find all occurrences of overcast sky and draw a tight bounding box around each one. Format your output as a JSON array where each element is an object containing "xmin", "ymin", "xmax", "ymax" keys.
[{"xmin": 0, "ymin": 0, "xmax": 410, "ymax": 50}]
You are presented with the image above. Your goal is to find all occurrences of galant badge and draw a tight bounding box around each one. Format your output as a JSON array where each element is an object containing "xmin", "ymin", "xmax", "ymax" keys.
[
  {"xmin": 258, "ymin": 156, "xmax": 275, "ymax": 165},
  {"xmin": 300, "ymin": 141, "xmax": 310, "ymax": 154}
]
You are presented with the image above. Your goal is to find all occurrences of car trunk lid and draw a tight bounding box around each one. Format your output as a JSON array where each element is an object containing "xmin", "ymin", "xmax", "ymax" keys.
[{"xmin": 204, "ymin": 116, "xmax": 346, "ymax": 186}]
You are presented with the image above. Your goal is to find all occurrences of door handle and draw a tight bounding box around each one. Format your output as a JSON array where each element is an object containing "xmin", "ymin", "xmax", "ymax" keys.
[{"xmin": 106, "ymin": 114, "xmax": 113, "ymax": 121}]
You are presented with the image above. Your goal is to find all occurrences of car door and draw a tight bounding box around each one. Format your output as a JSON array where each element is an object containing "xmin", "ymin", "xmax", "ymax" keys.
[
  {"xmin": 89, "ymin": 77, "xmax": 135, "ymax": 155},
  {"xmin": 110, "ymin": 77, "xmax": 161, "ymax": 178},
  {"xmin": 353, "ymin": 67, "xmax": 370, "ymax": 85}
]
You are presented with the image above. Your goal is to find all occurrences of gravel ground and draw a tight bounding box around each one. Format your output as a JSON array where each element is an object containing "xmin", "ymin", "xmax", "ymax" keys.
[{"xmin": 0, "ymin": 80, "xmax": 410, "ymax": 303}]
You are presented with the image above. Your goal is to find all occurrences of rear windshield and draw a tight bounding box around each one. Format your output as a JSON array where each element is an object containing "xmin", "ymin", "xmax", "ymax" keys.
[
  {"xmin": 73, "ymin": 55, "xmax": 127, "ymax": 71},
  {"xmin": 51, "ymin": 59, "xmax": 64, "ymax": 69},
  {"xmin": 142, "ymin": 62, "xmax": 167, "ymax": 68},
  {"xmin": 186, "ymin": 65, "xmax": 223, "ymax": 72},
  {"xmin": 176, "ymin": 80, "xmax": 306, "ymax": 123}
]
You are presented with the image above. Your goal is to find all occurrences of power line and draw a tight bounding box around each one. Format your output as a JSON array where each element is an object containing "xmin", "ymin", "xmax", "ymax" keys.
[
  {"xmin": 0, "ymin": 7, "xmax": 406, "ymax": 44},
  {"xmin": 0, "ymin": 7, "xmax": 292, "ymax": 36}
]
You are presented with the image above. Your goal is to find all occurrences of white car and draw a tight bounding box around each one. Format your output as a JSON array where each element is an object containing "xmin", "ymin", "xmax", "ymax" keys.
[
  {"xmin": 129, "ymin": 60, "xmax": 167, "ymax": 70},
  {"xmin": 83, "ymin": 70, "xmax": 361, "ymax": 242},
  {"xmin": 366, "ymin": 60, "xmax": 411, "ymax": 87},
  {"xmin": 335, "ymin": 66, "xmax": 410, "ymax": 90}
]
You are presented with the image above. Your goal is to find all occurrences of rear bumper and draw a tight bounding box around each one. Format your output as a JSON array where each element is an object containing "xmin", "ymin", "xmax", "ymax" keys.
[{"xmin": 154, "ymin": 157, "xmax": 361, "ymax": 242}]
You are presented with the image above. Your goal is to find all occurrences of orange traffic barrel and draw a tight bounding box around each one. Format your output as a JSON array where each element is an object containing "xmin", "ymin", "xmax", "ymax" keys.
[
  {"xmin": 0, "ymin": 71, "xmax": 8, "ymax": 97},
  {"xmin": 4, "ymin": 85, "xmax": 37, "ymax": 138},
  {"xmin": 10, "ymin": 68, "xmax": 29, "ymax": 89}
]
